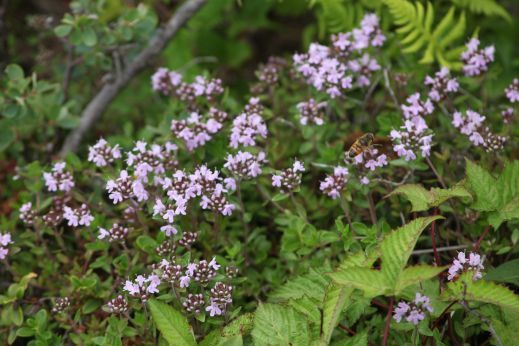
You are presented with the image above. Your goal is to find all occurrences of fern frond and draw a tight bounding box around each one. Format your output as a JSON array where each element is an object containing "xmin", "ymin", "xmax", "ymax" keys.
[
  {"xmin": 383, "ymin": 0, "xmax": 466, "ymax": 68},
  {"xmin": 451, "ymin": 0, "xmax": 511, "ymax": 22},
  {"xmin": 313, "ymin": 0, "xmax": 365, "ymax": 38}
]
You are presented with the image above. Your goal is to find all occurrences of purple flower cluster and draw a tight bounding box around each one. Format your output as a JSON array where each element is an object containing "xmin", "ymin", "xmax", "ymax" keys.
[
  {"xmin": 107, "ymin": 170, "xmax": 147, "ymax": 204},
  {"xmin": 43, "ymin": 162, "xmax": 74, "ymax": 193},
  {"xmin": 452, "ymin": 110, "xmax": 506, "ymax": 152},
  {"xmin": 293, "ymin": 14, "xmax": 384, "ymax": 98},
  {"xmin": 88, "ymin": 138, "xmax": 121, "ymax": 167},
  {"xmin": 424, "ymin": 68, "xmax": 459, "ymax": 102},
  {"xmin": 351, "ymin": 148, "xmax": 388, "ymax": 185},
  {"xmin": 126, "ymin": 141, "xmax": 178, "ymax": 180},
  {"xmin": 98, "ymin": 223, "xmax": 129, "ymax": 243},
  {"xmin": 394, "ymin": 293, "xmax": 433, "ymax": 325},
  {"xmin": 0, "ymin": 232, "xmax": 13, "ymax": 260},
  {"xmin": 319, "ymin": 166, "xmax": 349, "ymax": 199},
  {"xmin": 63, "ymin": 204, "xmax": 94, "ymax": 227},
  {"xmin": 390, "ymin": 120, "xmax": 433, "ymax": 161},
  {"xmin": 224, "ymin": 151, "xmax": 266, "ymax": 179},
  {"xmin": 501, "ymin": 107, "xmax": 514, "ymax": 124},
  {"xmin": 123, "ymin": 274, "xmax": 161, "ymax": 302},
  {"xmin": 19, "ymin": 202, "xmax": 37, "ymax": 225},
  {"xmin": 251, "ymin": 56, "xmax": 287, "ymax": 94},
  {"xmin": 229, "ymin": 98, "xmax": 268, "ymax": 148},
  {"xmin": 171, "ymin": 108, "xmax": 228, "ymax": 151},
  {"xmin": 272, "ymin": 160, "xmax": 305, "ymax": 193},
  {"xmin": 151, "ymin": 68, "xmax": 223, "ymax": 106},
  {"xmin": 297, "ymin": 99, "xmax": 327, "ymax": 126},
  {"xmin": 447, "ymin": 251, "xmax": 484, "ymax": 281},
  {"xmin": 461, "ymin": 38, "xmax": 494, "ymax": 77},
  {"xmin": 401, "ymin": 93, "xmax": 434, "ymax": 121},
  {"xmin": 505, "ymin": 78, "xmax": 519, "ymax": 103}
]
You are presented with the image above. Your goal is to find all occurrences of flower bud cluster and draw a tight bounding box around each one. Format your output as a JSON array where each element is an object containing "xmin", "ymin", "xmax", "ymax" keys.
[
  {"xmin": 229, "ymin": 98, "xmax": 268, "ymax": 148},
  {"xmin": 0, "ymin": 232, "xmax": 13, "ymax": 260},
  {"xmin": 272, "ymin": 160, "xmax": 305, "ymax": 193},
  {"xmin": 88, "ymin": 138, "xmax": 121, "ymax": 167},
  {"xmin": 452, "ymin": 110, "xmax": 506, "ymax": 152},
  {"xmin": 224, "ymin": 151, "xmax": 266, "ymax": 179},
  {"xmin": 461, "ymin": 38, "xmax": 494, "ymax": 77},
  {"xmin": 447, "ymin": 251, "xmax": 484, "ymax": 282},
  {"xmin": 424, "ymin": 67, "xmax": 459, "ymax": 102},
  {"xmin": 393, "ymin": 293, "xmax": 433, "ymax": 325},
  {"xmin": 293, "ymin": 13, "xmax": 384, "ymax": 98},
  {"xmin": 319, "ymin": 166, "xmax": 349, "ymax": 199},
  {"xmin": 297, "ymin": 99, "xmax": 327, "ymax": 126},
  {"xmin": 98, "ymin": 223, "xmax": 129, "ymax": 243},
  {"xmin": 43, "ymin": 162, "xmax": 74, "ymax": 193}
]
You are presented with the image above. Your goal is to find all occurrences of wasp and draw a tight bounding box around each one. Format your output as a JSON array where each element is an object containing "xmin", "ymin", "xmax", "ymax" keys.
[{"xmin": 347, "ymin": 133, "xmax": 375, "ymax": 158}]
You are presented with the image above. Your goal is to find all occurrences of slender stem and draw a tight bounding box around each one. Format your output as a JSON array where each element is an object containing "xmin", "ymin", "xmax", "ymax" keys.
[
  {"xmin": 383, "ymin": 69, "xmax": 400, "ymax": 109},
  {"xmin": 430, "ymin": 209, "xmax": 441, "ymax": 266},
  {"xmin": 460, "ymin": 300, "xmax": 502, "ymax": 346},
  {"xmin": 338, "ymin": 324, "xmax": 356, "ymax": 335},
  {"xmin": 412, "ymin": 326, "xmax": 419, "ymax": 346},
  {"xmin": 412, "ymin": 244, "xmax": 467, "ymax": 255},
  {"xmin": 431, "ymin": 300, "xmax": 458, "ymax": 330},
  {"xmin": 339, "ymin": 197, "xmax": 354, "ymax": 233},
  {"xmin": 366, "ymin": 191, "xmax": 378, "ymax": 226},
  {"xmin": 473, "ymin": 225, "xmax": 492, "ymax": 252},
  {"xmin": 382, "ymin": 297, "xmax": 394, "ymax": 346},
  {"xmin": 236, "ymin": 180, "xmax": 251, "ymax": 264},
  {"xmin": 425, "ymin": 157, "xmax": 446, "ymax": 188}
]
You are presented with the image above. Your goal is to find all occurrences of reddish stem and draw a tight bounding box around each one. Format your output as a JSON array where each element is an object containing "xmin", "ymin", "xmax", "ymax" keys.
[
  {"xmin": 431, "ymin": 300, "xmax": 458, "ymax": 330},
  {"xmin": 430, "ymin": 209, "xmax": 441, "ymax": 266},
  {"xmin": 338, "ymin": 324, "xmax": 356, "ymax": 335},
  {"xmin": 473, "ymin": 225, "xmax": 492, "ymax": 252},
  {"xmin": 382, "ymin": 297, "xmax": 394, "ymax": 346}
]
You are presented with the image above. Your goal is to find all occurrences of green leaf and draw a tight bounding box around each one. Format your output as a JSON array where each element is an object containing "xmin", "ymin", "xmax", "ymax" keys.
[
  {"xmin": 148, "ymin": 299, "xmax": 196, "ymax": 346},
  {"xmin": 252, "ymin": 303, "xmax": 309, "ymax": 346},
  {"xmin": 381, "ymin": 216, "xmax": 443, "ymax": 286},
  {"xmin": 54, "ymin": 24, "xmax": 72, "ymax": 37},
  {"xmin": 199, "ymin": 313, "xmax": 254, "ymax": 346},
  {"xmin": 465, "ymin": 159, "xmax": 499, "ymax": 211},
  {"xmin": 395, "ymin": 265, "xmax": 447, "ymax": 293},
  {"xmin": 388, "ymin": 183, "xmax": 472, "ymax": 212},
  {"xmin": 484, "ymin": 259, "xmax": 519, "ymax": 286},
  {"xmin": 496, "ymin": 160, "xmax": 519, "ymax": 208},
  {"xmin": 443, "ymin": 273, "xmax": 519, "ymax": 312},
  {"xmin": 270, "ymin": 268, "xmax": 329, "ymax": 302},
  {"xmin": 340, "ymin": 330, "xmax": 368, "ymax": 346},
  {"xmin": 451, "ymin": 0, "xmax": 512, "ymax": 22},
  {"xmin": 488, "ymin": 198, "xmax": 519, "ymax": 228},
  {"xmin": 82, "ymin": 27, "xmax": 98, "ymax": 47},
  {"xmin": 5, "ymin": 64, "xmax": 24, "ymax": 80},
  {"xmin": 329, "ymin": 267, "xmax": 388, "ymax": 297},
  {"xmin": 321, "ymin": 284, "xmax": 352, "ymax": 343}
]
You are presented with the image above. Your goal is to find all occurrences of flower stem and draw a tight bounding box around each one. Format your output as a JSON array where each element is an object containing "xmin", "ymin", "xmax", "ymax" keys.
[
  {"xmin": 382, "ymin": 297, "xmax": 394, "ymax": 346},
  {"xmin": 473, "ymin": 225, "xmax": 492, "ymax": 252}
]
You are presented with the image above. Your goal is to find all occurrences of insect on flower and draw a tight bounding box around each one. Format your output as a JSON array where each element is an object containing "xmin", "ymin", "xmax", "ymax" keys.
[{"xmin": 347, "ymin": 133, "xmax": 375, "ymax": 158}]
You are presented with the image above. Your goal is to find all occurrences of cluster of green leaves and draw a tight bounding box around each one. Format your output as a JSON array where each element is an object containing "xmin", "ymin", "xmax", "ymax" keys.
[{"xmin": 0, "ymin": 65, "xmax": 77, "ymax": 153}]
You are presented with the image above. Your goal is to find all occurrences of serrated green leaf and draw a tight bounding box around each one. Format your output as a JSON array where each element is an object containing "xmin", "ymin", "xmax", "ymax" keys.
[
  {"xmin": 488, "ymin": 198, "xmax": 519, "ymax": 228},
  {"xmin": 329, "ymin": 268, "xmax": 388, "ymax": 297},
  {"xmin": 270, "ymin": 268, "xmax": 329, "ymax": 302},
  {"xmin": 148, "ymin": 299, "xmax": 196, "ymax": 346},
  {"xmin": 395, "ymin": 265, "xmax": 447, "ymax": 293},
  {"xmin": 381, "ymin": 216, "xmax": 443, "ymax": 286},
  {"xmin": 443, "ymin": 273, "xmax": 519, "ymax": 312},
  {"xmin": 321, "ymin": 284, "xmax": 352, "ymax": 344},
  {"xmin": 484, "ymin": 259, "xmax": 519, "ymax": 286},
  {"xmin": 252, "ymin": 303, "xmax": 309, "ymax": 346},
  {"xmin": 465, "ymin": 159, "xmax": 499, "ymax": 211}
]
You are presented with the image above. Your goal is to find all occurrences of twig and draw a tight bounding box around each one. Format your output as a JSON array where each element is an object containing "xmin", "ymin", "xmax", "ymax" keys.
[
  {"xmin": 338, "ymin": 324, "xmax": 356, "ymax": 335},
  {"xmin": 431, "ymin": 300, "xmax": 458, "ymax": 330},
  {"xmin": 430, "ymin": 209, "xmax": 441, "ymax": 266},
  {"xmin": 425, "ymin": 156, "xmax": 447, "ymax": 188},
  {"xmin": 59, "ymin": 0, "xmax": 207, "ymax": 156},
  {"xmin": 366, "ymin": 191, "xmax": 378, "ymax": 226},
  {"xmin": 412, "ymin": 244, "xmax": 467, "ymax": 255},
  {"xmin": 383, "ymin": 69, "xmax": 400, "ymax": 109},
  {"xmin": 382, "ymin": 297, "xmax": 394, "ymax": 346},
  {"xmin": 473, "ymin": 225, "xmax": 492, "ymax": 252}
]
